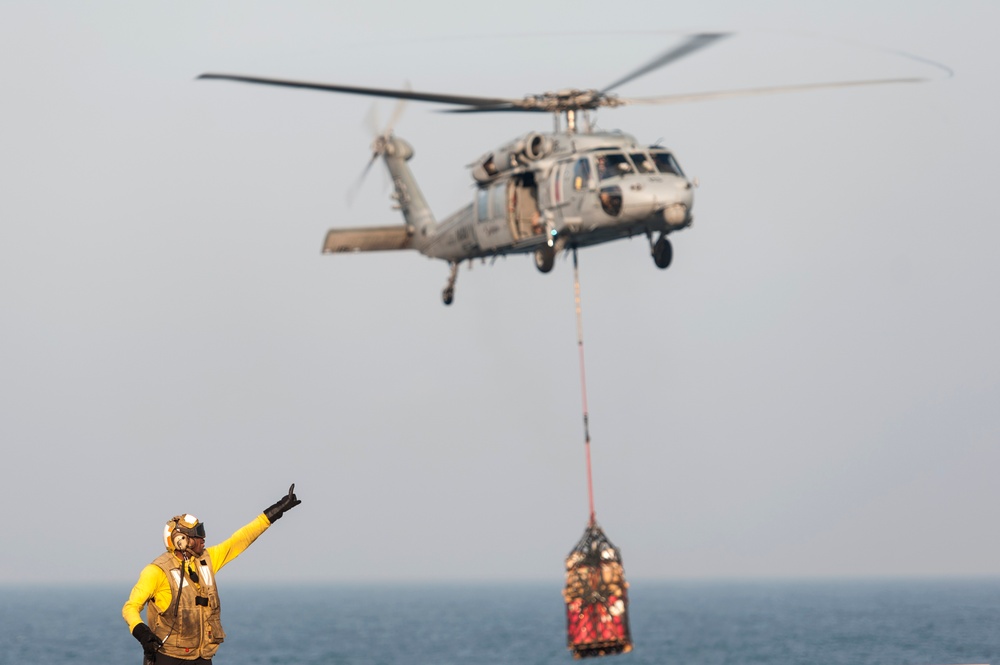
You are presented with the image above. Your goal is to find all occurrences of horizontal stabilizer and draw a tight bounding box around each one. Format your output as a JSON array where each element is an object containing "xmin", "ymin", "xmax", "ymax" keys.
[{"xmin": 322, "ymin": 225, "xmax": 413, "ymax": 253}]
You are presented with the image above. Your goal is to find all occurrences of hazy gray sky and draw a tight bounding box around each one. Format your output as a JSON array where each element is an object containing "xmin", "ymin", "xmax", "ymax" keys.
[{"xmin": 2, "ymin": 1, "xmax": 997, "ymax": 585}]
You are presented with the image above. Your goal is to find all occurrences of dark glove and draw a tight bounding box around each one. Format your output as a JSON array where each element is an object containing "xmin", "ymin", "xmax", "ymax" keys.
[
  {"xmin": 264, "ymin": 483, "xmax": 301, "ymax": 523},
  {"xmin": 132, "ymin": 622, "xmax": 162, "ymax": 660}
]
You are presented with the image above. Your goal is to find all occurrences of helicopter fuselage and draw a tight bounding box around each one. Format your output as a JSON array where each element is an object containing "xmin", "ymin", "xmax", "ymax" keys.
[
  {"xmin": 432, "ymin": 130, "xmax": 692, "ymax": 259},
  {"xmin": 322, "ymin": 130, "xmax": 694, "ymax": 302}
]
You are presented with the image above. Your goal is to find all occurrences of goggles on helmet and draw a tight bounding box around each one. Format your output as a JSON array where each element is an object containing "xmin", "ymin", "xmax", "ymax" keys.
[{"xmin": 175, "ymin": 514, "xmax": 206, "ymax": 538}]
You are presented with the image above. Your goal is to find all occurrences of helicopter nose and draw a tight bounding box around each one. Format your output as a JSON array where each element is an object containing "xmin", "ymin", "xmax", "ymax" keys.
[{"xmin": 622, "ymin": 175, "xmax": 693, "ymax": 224}]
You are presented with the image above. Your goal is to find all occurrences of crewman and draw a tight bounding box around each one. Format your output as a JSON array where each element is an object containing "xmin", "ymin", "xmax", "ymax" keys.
[{"xmin": 122, "ymin": 484, "xmax": 302, "ymax": 664}]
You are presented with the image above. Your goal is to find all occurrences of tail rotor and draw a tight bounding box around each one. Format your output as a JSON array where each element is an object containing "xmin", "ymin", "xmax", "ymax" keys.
[{"xmin": 347, "ymin": 85, "xmax": 409, "ymax": 207}]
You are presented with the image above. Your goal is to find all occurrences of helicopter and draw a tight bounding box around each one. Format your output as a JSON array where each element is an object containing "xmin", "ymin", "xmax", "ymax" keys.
[{"xmin": 199, "ymin": 33, "xmax": 930, "ymax": 305}]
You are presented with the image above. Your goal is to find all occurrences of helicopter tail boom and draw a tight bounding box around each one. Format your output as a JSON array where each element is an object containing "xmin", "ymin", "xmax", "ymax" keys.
[{"xmin": 322, "ymin": 225, "xmax": 413, "ymax": 253}]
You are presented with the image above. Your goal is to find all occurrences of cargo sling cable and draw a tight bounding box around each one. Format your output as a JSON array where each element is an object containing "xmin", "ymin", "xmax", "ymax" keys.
[
  {"xmin": 573, "ymin": 246, "xmax": 597, "ymax": 527},
  {"xmin": 563, "ymin": 247, "xmax": 633, "ymax": 659}
]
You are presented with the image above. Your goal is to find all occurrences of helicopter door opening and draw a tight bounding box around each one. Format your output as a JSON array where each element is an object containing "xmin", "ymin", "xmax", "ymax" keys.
[{"xmin": 511, "ymin": 173, "xmax": 540, "ymax": 240}]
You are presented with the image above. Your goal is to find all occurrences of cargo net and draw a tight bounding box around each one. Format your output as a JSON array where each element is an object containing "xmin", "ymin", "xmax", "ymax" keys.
[{"xmin": 564, "ymin": 522, "xmax": 633, "ymax": 659}]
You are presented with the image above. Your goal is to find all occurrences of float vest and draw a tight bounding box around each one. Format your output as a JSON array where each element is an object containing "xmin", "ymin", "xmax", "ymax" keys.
[{"xmin": 147, "ymin": 550, "xmax": 226, "ymax": 660}]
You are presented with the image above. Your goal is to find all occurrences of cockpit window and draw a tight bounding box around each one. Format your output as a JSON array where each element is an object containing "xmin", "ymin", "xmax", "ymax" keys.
[
  {"xmin": 594, "ymin": 153, "xmax": 633, "ymax": 180},
  {"xmin": 629, "ymin": 152, "xmax": 657, "ymax": 174},
  {"xmin": 651, "ymin": 151, "xmax": 684, "ymax": 176}
]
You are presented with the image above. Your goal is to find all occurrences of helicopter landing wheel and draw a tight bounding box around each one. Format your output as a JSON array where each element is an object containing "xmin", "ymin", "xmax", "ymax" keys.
[
  {"xmin": 441, "ymin": 261, "xmax": 458, "ymax": 305},
  {"xmin": 652, "ymin": 234, "xmax": 673, "ymax": 270},
  {"xmin": 534, "ymin": 246, "xmax": 555, "ymax": 274}
]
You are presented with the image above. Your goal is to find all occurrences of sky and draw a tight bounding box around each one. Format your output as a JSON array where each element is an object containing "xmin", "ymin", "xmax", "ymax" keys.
[{"xmin": 1, "ymin": 1, "xmax": 997, "ymax": 586}]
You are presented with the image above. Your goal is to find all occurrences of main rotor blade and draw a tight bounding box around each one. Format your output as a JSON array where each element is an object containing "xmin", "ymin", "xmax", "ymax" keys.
[
  {"xmin": 616, "ymin": 75, "xmax": 929, "ymax": 106},
  {"xmin": 440, "ymin": 105, "xmax": 548, "ymax": 114},
  {"xmin": 198, "ymin": 73, "xmax": 517, "ymax": 108},
  {"xmin": 600, "ymin": 33, "xmax": 730, "ymax": 94}
]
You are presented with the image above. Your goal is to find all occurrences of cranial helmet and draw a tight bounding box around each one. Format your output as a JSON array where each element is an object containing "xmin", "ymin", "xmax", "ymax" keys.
[{"xmin": 163, "ymin": 514, "xmax": 206, "ymax": 552}]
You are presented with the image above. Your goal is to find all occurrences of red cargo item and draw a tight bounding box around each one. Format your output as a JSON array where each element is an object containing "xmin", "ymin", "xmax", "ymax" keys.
[{"xmin": 564, "ymin": 522, "xmax": 632, "ymax": 658}]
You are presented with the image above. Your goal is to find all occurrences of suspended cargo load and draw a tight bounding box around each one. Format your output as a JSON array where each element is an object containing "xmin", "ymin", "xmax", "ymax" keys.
[{"xmin": 564, "ymin": 521, "xmax": 632, "ymax": 659}]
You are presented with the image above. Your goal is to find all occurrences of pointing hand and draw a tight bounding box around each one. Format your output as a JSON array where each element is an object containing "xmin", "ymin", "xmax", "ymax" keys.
[{"xmin": 264, "ymin": 483, "xmax": 302, "ymax": 523}]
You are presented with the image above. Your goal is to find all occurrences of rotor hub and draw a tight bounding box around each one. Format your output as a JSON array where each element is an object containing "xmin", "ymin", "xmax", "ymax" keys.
[{"xmin": 520, "ymin": 89, "xmax": 622, "ymax": 112}]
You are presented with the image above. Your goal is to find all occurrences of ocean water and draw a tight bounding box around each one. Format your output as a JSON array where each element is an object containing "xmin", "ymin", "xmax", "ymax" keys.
[{"xmin": 3, "ymin": 579, "xmax": 998, "ymax": 665}]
